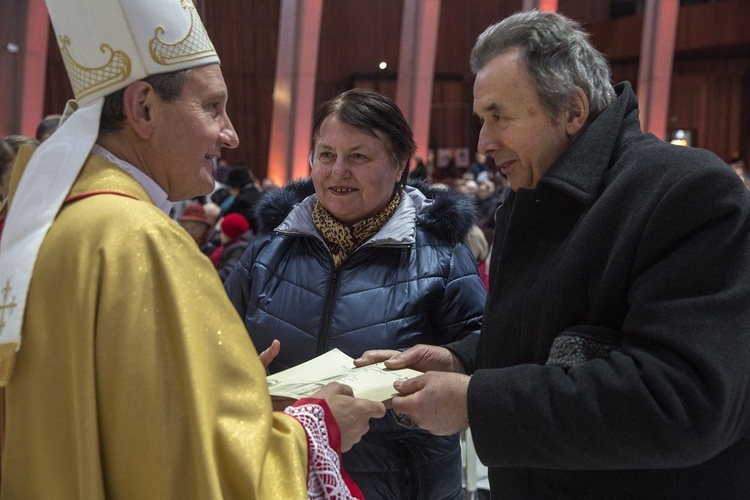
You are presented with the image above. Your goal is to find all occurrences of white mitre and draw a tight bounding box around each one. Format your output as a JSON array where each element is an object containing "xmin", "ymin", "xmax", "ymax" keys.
[{"xmin": 0, "ymin": 0, "xmax": 220, "ymax": 385}]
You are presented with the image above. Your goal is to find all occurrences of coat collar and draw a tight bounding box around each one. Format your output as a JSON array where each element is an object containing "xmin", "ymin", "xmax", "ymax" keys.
[
  {"xmin": 276, "ymin": 188, "xmax": 418, "ymax": 247},
  {"xmin": 536, "ymin": 82, "xmax": 641, "ymax": 207},
  {"xmin": 258, "ymin": 178, "xmax": 478, "ymax": 245}
]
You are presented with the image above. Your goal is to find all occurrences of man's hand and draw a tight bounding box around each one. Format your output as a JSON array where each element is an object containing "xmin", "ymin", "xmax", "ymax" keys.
[
  {"xmin": 312, "ymin": 382, "xmax": 386, "ymax": 452},
  {"xmin": 258, "ymin": 339, "xmax": 280, "ymax": 370},
  {"xmin": 354, "ymin": 344, "xmax": 466, "ymax": 374},
  {"xmin": 390, "ymin": 372, "xmax": 470, "ymax": 436}
]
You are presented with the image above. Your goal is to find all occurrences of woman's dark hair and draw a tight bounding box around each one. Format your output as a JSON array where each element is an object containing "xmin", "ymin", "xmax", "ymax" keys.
[
  {"xmin": 311, "ymin": 88, "xmax": 417, "ymax": 189},
  {"xmin": 99, "ymin": 68, "xmax": 192, "ymax": 134}
]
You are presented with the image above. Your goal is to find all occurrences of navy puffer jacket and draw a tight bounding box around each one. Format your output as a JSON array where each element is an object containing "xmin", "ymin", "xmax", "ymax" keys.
[{"xmin": 225, "ymin": 179, "xmax": 487, "ymax": 500}]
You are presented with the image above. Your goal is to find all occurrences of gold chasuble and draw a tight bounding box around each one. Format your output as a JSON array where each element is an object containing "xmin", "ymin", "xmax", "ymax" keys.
[{"xmin": 1, "ymin": 154, "xmax": 308, "ymax": 498}]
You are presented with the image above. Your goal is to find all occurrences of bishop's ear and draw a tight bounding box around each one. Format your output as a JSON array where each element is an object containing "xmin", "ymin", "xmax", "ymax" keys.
[
  {"xmin": 122, "ymin": 81, "xmax": 157, "ymax": 140},
  {"xmin": 565, "ymin": 87, "xmax": 589, "ymax": 137}
]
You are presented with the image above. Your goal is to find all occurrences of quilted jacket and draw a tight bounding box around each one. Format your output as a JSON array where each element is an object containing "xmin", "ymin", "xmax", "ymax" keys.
[{"xmin": 225, "ymin": 179, "xmax": 487, "ymax": 499}]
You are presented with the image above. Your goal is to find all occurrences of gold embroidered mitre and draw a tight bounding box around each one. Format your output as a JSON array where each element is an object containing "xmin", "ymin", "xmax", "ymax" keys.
[
  {"xmin": 45, "ymin": 0, "xmax": 219, "ymax": 106},
  {"xmin": 150, "ymin": 0, "xmax": 217, "ymax": 65}
]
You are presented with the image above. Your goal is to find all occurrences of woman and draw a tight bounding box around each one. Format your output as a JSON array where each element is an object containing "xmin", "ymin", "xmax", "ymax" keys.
[{"xmin": 225, "ymin": 88, "xmax": 486, "ymax": 499}]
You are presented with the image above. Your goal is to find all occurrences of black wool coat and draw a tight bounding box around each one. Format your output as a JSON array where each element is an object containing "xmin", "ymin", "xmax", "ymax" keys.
[{"xmin": 449, "ymin": 82, "xmax": 750, "ymax": 499}]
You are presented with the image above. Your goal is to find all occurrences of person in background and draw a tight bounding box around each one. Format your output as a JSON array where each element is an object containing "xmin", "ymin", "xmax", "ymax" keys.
[
  {"xmin": 225, "ymin": 88, "xmax": 487, "ymax": 499},
  {"xmin": 728, "ymin": 155, "xmax": 750, "ymax": 189},
  {"xmin": 0, "ymin": 0, "xmax": 384, "ymax": 497},
  {"xmin": 357, "ymin": 10, "xmax": 750, "ymax": 499},
  {"xmin": 177, "ymin": 203, "xmax": 212, "ymax": 248},
  {"xmin": 463, "ymin": 224, "xmax": 489, "ymax": 291},
  {"xmin": 261, "ymin": 177, "xmax": 279, "ymax": 192},
  {"xmin": 214, "ymin": 158, "xmax": 231, "ymax": 185},
  {"xmin": 4, "ymin": 135, "xmax": 40, "ymax": 154},
  {"xmin": 474, "ymin": 180, "xmax": 498, "ymax": 221},
  {"xmin": 444, "ymin": 150, "xmax": 457, "ymax": 179},
  {"xmin": 203, "ymin": 201, "xmax": 221, "ymax": 227},
  {"xmin": 407, "ymin": 156, "xmax": 427, "ymax": 181},
  {"xmin": 459, "ymin": 179, "xmax": 479, "ymax": 202},
  {"xmin": 199, "ymin": 202, "xmax": 223, "ymax": 256},
  {"xmin": 468, "ymin": 151, "xmax": 489, "ymax": 181},
  {"xmin": 210, "ymin": 185, "xmax": 234, "ymax": 212},
  {"xmin": 224, "ymin": 165, "xmax": 263, "ymax": 229},
  {"xmin": 35, "ymin": 114, "xmax": 62, "ymax": 142},
  {"xmin": 0, "ymin": 136, "xmax": 39, "ymax": 209},
  {"xmin": 0, "ymin": 139, "xmax": 14, "ymax": 204},
  {"xmin": 209, "ymin": 212, "xmax": 252, "ymax": 281}
]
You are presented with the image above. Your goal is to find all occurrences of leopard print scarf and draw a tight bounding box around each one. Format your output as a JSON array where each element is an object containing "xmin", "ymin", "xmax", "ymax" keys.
[{"xmin": 312, "ymin": 191, "xmax": 401, "ymax": 267}]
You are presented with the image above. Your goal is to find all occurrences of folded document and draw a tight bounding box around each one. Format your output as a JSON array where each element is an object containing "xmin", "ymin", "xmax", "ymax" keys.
[{"xmin": 267, "ymin": 348, "xmax": 422, "ymax": 402}]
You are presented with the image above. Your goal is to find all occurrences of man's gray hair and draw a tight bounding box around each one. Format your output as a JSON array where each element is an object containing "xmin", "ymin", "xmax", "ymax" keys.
[{"xmin": 470, "ymin": 10, "xmax": 616, "ymax": 122}]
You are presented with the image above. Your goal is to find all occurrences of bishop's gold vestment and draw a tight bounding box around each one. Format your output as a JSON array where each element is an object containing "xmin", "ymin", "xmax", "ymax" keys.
[{"xmin": 1, "ymin": 153, "xmax": 310, "ymax": 498}]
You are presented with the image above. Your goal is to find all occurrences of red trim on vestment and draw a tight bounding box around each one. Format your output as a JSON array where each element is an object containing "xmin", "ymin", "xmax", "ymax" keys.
[
  {"xmin": 0, "ymin": 191, "xmax": 137, "ymax": 244},
  {"xmin": 64, "ymin": 190, "xmax": 138, "ymax": 204}
]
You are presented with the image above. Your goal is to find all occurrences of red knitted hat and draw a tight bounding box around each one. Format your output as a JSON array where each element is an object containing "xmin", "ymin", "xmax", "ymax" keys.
[{"xmin": 220, "ymin": 213, "xmax": 250, "ymax": 239}]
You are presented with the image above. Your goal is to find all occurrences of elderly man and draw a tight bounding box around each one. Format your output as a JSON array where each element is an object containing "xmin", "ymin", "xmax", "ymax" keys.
[
  {"xmin": 358, "ymin": 10, "xmax": 750, "ymax": 499},
  {"xmin": 0, "ymin": 0, "xmax": 383, "ymax": 498}
]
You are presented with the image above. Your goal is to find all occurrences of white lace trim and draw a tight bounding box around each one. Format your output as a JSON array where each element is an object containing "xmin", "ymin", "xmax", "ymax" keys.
[{"xmin": 284, "ymin": 403, "xmax": 356, "ymax": 500}]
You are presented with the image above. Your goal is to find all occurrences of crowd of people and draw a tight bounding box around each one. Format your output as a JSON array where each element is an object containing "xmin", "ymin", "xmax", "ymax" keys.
[{"xmin": 1, "ymin": 3, "xmax": 749, "ymax": 500}]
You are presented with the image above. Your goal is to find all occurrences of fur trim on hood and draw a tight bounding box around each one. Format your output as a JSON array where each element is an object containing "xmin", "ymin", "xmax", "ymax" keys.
[{"xmin": 254, "ymin": 178, "xmax": 478, "ymax": 245}]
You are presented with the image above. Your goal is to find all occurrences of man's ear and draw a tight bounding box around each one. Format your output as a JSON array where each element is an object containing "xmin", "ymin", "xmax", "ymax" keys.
[
  {"xmin": 565, "ymin": 87, "xmax": 589, "ymax": 137},
  {"xmin": 122, "ymin": 81, "xmax": 156, "ymax": 140}
]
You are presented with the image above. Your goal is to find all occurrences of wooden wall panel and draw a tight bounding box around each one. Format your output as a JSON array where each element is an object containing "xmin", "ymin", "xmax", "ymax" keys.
[
  {"xmin": 728, "ymin": 76, "xmax": 744, "ymax": 160},
  {"xmin": 669, "ymin": 57, "xmax": 749, "ymax": 160},
  {"xmin": 433, "ymin": 1, "xmax": 521, "ymax": 76},
  {"xmin": 675, "ymin": 0, "xmax": 750, "ymax": 56},
  {"xmin": 205, "ymin": 1, "xmax": 281, "ymax": 175},
  {"xmin": 741, "ymin": 75, "xmax": 750, "ymax": 164},
  {"xmin": 430, "ymin": 79, "xmax": 469, "ymax": 149},
  {"xmin": 557, "ymin": 0, "xmax": 612, "ymax": 23},
  {"xmin": 42, "ymin": 25, "xmax": 73, "ymax": 119},
  {"xmin": 316, "ymin": 0, "xmax": 402, "ymax": 104},
  {"xmin": 610, "ymin": 61, "xmax": 640, "ymax": 90},
  {"xmin": 351, "ymin": 77, "xmax": 398, "ymax": 101},
  {"xmin": 587, "ymin": 15, "xmax": 643, "ymax": 61},
  {"xmin": 434, "ymin": 0, "xmax": 527, "ymax": 156},
  {"xmin": 669, "ymin": 73, "xmax": 709, "ymax": 147},
  {"xmin": 39, "ymin": 0, "xmax": 750, "ymax": 180},
  {"xmin": 588, "ymin": 0, "xmax": 750, "ymax": 62},
  {"xmin": 1, "ymin": 0, "xmax": 26, "ymax": 135}
]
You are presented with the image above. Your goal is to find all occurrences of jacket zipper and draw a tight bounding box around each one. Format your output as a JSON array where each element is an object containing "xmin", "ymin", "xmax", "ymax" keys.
[{"xmin": 316, "ymin": 263, "xmax": 342, "ymax": 356}]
